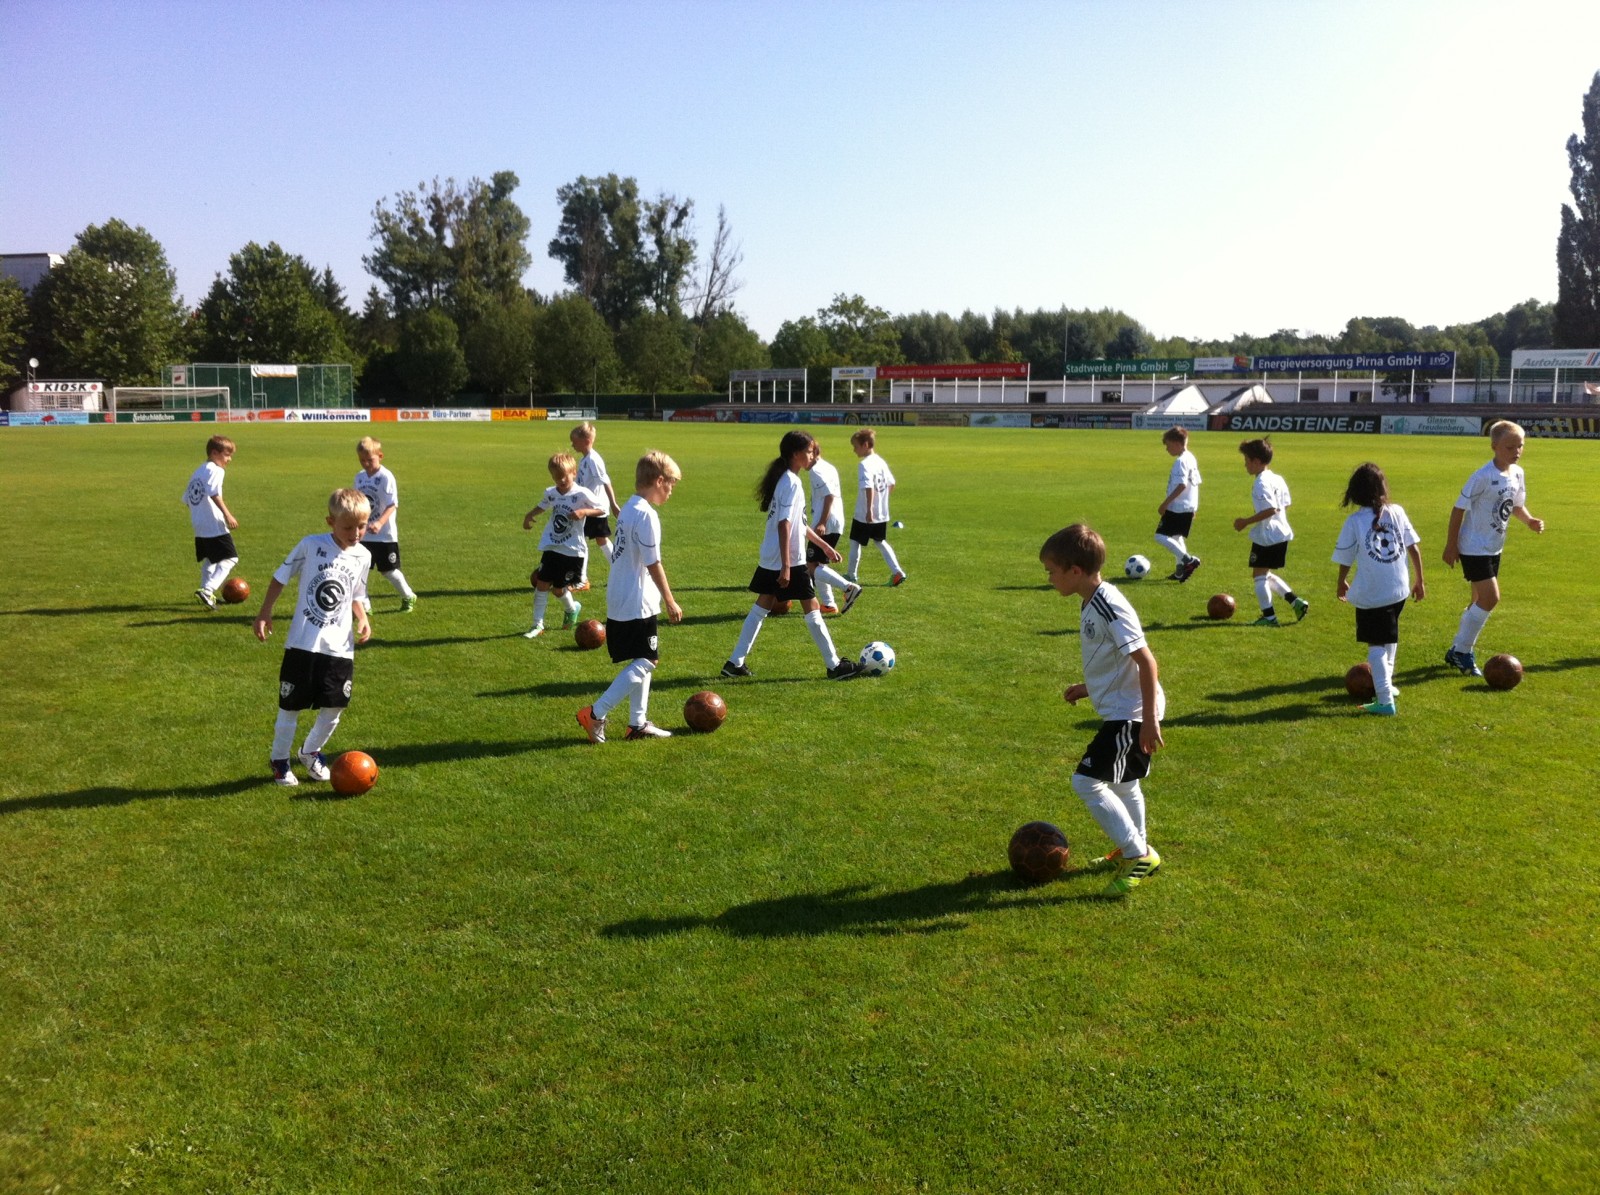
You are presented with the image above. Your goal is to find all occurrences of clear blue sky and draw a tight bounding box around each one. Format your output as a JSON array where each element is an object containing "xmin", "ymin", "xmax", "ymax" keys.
[{"xmin": 4, "ymin": 0, "xmax": 1597, "ymax": 343}]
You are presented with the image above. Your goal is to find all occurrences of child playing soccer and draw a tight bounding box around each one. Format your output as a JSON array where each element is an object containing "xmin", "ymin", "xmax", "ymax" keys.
[
  {"xmin": 1232, "ymin": 437, "xmax": 1308, "ymax": 626},
  {"xmin": 1442, "ymin": 420, "xmax": 1545, "ymax": 676},
  {"xmin": 577, "ymin": 451, "xmax": 684, "ymax": 742},
  {"xmin": 1155, "ymin": 425, "xmax": 1203, "ymax": 581},
  {"xmin": 182, "ymin": 434, "xmax": 240, "ymax": 609},
  {"xmin": 252, "ymin": 488, "xmax": 373, "ymax": 787},
  {"xmin": 805, "ymin": 440, "xmax": 863, "ymax": 616},
  {"xmin": 1333, "ymin": 462, "xmax": 1426, "ymax": 716},
  {"xmin": 1040, "ymin": 524, "xmax": 1164, "ymax": 898},
  {"xmin": 570, "ymin": 422, "xmax": 621, "ymax": 592},
  {"xmin": 846, "ymin": 427, "xmax": 905, "ymax": 586},
  {"xmin": 723, "ymin": 431, "xmax": 862, "ymax": 681},
  {"xmin": 353, "ymin": 436, "xmax": 418, "ymax": 614},
  {"xmin": 522, "ymin": 453, "xmax": 606, "ymax": 639}
]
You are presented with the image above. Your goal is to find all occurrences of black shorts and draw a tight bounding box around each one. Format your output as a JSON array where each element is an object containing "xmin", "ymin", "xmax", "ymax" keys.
[
  {"xmin": 749, "ymin": 565, "xmax": 816, "ymax": 601},
  {"xmin": 1355, "ymin": 600, "xmax": 1406, "ymax": 646},
  {"xmin": 194, "ymin": 533, "xmax": 237, "ymax": 564},
  {"xmin": 278, "ymin": 647, "xmax": 354, "ymax": 711},
  {"xmin": 1156, "ymin": 510, "xmax": 1195, "ymax": 538},
  {"xmin": 606, "ymin": 615, "xmax": 659, "ymax": 664},
  {"xmin": 1075, "ymin": 720, "xmax": 1153, "ymax": 783},
  {"xmin": 1248, "ymin": 541, "xmax": 1289, "ymax": 570},
  {"xmin": 364, "ymin": 541, "xmax": 401, "ymax": 574},
  {"xmin": 1460, "ymin": 553, "xmax": 1501, "ymax": 583},
  {"xmin": 850, "ymin": 519, "xmax": 889, "ymax": 544},
  {"xmin": 584, "ymin": 515, "xmax": 613, "ymax": 539},
  {"xmin": 806, "ymin": 530, "xmax": 842, "ymax": 565},
  {"xmin": 536, "ymin": 550, "xmax": 585, "ymax": 588}
]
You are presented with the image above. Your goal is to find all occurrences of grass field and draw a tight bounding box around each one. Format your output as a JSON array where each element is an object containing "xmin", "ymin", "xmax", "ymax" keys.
[{"xmin": 3, "ymin": 419, "xmax": 1598, "ymax": 1193}]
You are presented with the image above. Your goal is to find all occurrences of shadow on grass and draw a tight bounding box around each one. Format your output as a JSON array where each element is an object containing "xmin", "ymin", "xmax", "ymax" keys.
[
  {"xmin": 1204, "ymin": 663, "xmax": 1439, "ymax": 704},
  {"xmin": 2, "ymin": 603, "xmax": 189, "ymax": 618},
  {"xmin": 600, "ymin": 869, "xmax": 1117, "ymax": 939},
  {"xmin": 0, "ymin": 776, "xmax": 265, "ymax": 816},
  {"xmin": 1143, "ymin": 615, "xmax": 1241, "ymax": 632},
  {"xmin": 411, "ymin": 586, "xmax": 532, "ymax": 598},
  {"xmin": 360, "ymin": 632, "xmax": 528, "ymax": 649},
  {"xmin": 479, "ymin": 674, "xmax": 794, "ymax": 700}
]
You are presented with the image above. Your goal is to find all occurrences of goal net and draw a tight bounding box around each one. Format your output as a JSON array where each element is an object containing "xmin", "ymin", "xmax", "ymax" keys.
[{"xmin": 110, "ymin": 386, "xmax": 232, "ymax": 414}]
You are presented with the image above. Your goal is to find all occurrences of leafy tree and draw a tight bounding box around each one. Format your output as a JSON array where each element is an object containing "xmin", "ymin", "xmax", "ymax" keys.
[
  {"xmin": 1556, "ymin": 70, "xmax": 1600, "ymax": 347},
  {"xmin": 769, "ymin": 316, "xmax": 831, "ymax": 369},
  {"xmin": 618, "ymin": 311, "xmax": 692, "ymax": 395},
  {"xmin": 463, "ymin": 292, "xmax": 536, "ymax": 398},
  {"xmin": 641, "ymin": 193, "xmax": 695, "ymax": 316},
  {"xmin": 1475, "ymin": 298, "xmax": 1553, "ymax": 359},
  {"xmin": 195, "ymin": 242, "xmax": 355, "ymax": 364},
  {"xmin": 355, "ymin": 286, "xmax": 398, "ymax": 353},
  {"xmin": 548, "ymin": 175, "xmax": 699, "ymax": 329},
  {"xmin": 0, "ymin": 275, "xmax": 29, "ymax": 391},
  {"xmin": 532, "ymin": 294, "xmax": 621, "ymax": 393},
  {"xmin": 816, "ymin": 294, "xmax": 902, "ymax": 365},
  {"xmin": 687, "ymin": 205, "xmax": 745, "ymax": 378},
  {"xmin": 33, "ymin": 219, "xmax": 189, "ymax": 385},
  {"xmin": 692, "ymin": 309, "xmax": 768, "ymax": 390},
  {"xmin": 395, "ymin": 307, "xmax": 468, "ymax": 401},
  {"xmin": 895, "ymin": 310, "xmax": 969, "ymax": 364}
]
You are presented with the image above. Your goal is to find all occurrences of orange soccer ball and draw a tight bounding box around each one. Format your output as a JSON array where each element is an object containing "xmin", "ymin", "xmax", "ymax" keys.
[{"xmin": 329, "ymin": 751, "xmax": 379, "ymax": 796}]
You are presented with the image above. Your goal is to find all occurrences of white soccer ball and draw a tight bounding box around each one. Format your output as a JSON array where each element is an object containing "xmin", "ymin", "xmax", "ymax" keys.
[
  {"xmin": 1124, "ymin": 554, "xmax": 1151, "ymax": 579},
  {"xmin": 859, "ymin": 641, "xmax": 896, "ymax": 676}
]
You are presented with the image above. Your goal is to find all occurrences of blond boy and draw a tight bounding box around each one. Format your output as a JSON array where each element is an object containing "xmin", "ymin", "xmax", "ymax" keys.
[
  {"xmin": 523, "ymin": 453, "xmax": 605, "ymax": 638},
  {"xmin": 354, "ymin": 436, "xmax": 417, "ymax": 613},
  {"xmin": 570, "ymin": 422, "xmax": 621, "ymax": 591},
  {"xmin": 182, "ymin": 434, "xmax": 239, "ymax": 609}
]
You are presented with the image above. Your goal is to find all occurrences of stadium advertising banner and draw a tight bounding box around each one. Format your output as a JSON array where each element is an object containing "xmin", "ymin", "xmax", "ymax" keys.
[
  {"xmin": 1062, "ymin": 358, "xmax": 1193, "ymax": 376},
  {"xmin": 665, "ymin": 408, "xmax": 717, "ymax": 422},
  {"xmin": 1250, "ymin": 352, "xmax": 1455, "ymax": 371},
  {"xmin": 492, "ymin": 408, "xmax": 548, "ymax": 421},
  {"xmin": 1380, "ymin": 414, "xmax": 1482, "ymax": 437},
  {"xmin": 1226, "ymin": 411, "xmax": 1379, "ymax": 433},
  {"xmin": 1516, "ymin": 415, "xmax": 1600, "ymax": 440},
  {"xmin": 433, "ymin": 409, "xmax": 492, "ymax": 422},
  {"xmin": 1509, "ymin": 349, "xmax": 1600, "ymax": 369},
  {"xmin": 399, "ymin": 409, "xmax": 433, "ymax": 421},
  {"xmin": 114, "ymin": 411, "xmax": 213, "ymax": 423},
  {"xmin": 1193, "ymin": 356, "xmax": 1250, "ymax": 372},
  {"xmin": 730, "ymin": 368, "xmax": 807, "ymax": 382},
  {"xmin": 831, "ymin": 366, "xmax": 877, "ymax": 380},
  {"xmin": 739, "ymin": 410, "xmax": 800, "ymax": 423},
  {"xmin": 969, "ymin": 412, "xmax": 1033, "ymax": 428},
  {"xmin": 282, "ymin": 408, "xmax": 372, "ymax": 422},
  {"xmin": 546, "ymin": 409, "xmax": 596, "ymax": 421},
  {"xmin": 1133, "ymin": 413, "xmax": 1209, "ymax": 431},
  {"xmin": 875, "ymin": 363, "xmax": 1028, "ymax": 380},
  {"xmin": 217, "ymin": 408, "xmax": 285, "ymax": 422},
  {"xmin": 8, "ymin": 411, "xmax": 91, "ymax": 426}
]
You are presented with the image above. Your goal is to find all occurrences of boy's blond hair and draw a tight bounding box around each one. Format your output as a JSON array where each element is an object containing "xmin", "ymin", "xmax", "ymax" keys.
[
  {"xmin": 1162, "ymin": 426, "xmax": 1188, "ymax": 446},
  {"xmin": 357, "ymin": 435, "xmax": 382, "ymax": 455},
  {"xmin": 548, "ymin": 452, "xmax": 577, "ymax": 481},
  {"xmin": 636, "ymin": 450, "xmax": 682, "ymax": 488},
  {"xmin": 850, "ymin": 428, "xmax": 876, "ymax": 449},
  {"xmin": 206, "ymin": 435, "xmax": 235, "ymax": 457},
  {"xmin": 1488, "ymin": 420, "xmax": 1525, "ymax": 445},
  {"xmin": 1039, "ymin": 524, "xmax": 1106, "ymax": 574},
  {"xmin": 571, "ymin": 422, "xmax": 596, "ymax": 442},
  {"xmin": 329, "ymin": 487, "xmax": 372, "ymax": 520}
]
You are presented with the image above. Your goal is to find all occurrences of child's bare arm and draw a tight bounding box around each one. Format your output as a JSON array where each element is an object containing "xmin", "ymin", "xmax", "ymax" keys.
[
  {"xmin": 1442, "ymin": 506, "xmax": 1465, "ymax": 566},
  {"xmin": 1512, "ymin": 505, "xmax": 1544, "ymax": 533},
  {"xmin": 253, "ymin": 578, "xmax": 287, "ymax": 642},
  {"xmin": 522, "ymin": 504, "xmax": 547, "ymax": 530},
  {"xmin": 1407, "ymin": 544, "xmax": 1426, "ymax": 601},
  {"xmin": 1131, "ymin": 647, "xmax": 1163, "ymax": 754},
  {"xmin": 1335, "ymin": 564, "xmax": 1351, "ymax": 601},
  {"xmin": 213, "ymin": 495, "xmax": 238, "ymax": 530},
  {"xmin": 647, "ymin": 561, "xmax": 682, "ymax": 624}
]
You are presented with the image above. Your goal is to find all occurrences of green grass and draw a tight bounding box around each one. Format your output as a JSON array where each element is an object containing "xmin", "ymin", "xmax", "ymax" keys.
[{"xmin": 2, "ymin": 421, "xmax": 1597, "ymax": 1193}]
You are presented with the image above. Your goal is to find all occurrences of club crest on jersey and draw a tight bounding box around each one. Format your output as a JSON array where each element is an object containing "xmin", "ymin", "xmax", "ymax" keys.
[
  {"xmin": 342, "ymin": 680, "xmax": 352, "ymax": 698},
  {"xmin": 281, "ymin": 681, "xmax": 295, "ymax": 699},
  {"xmin": 1494, "ymin": 497, "xmax": 1513, "ymax": 531},
  {"xmin": 314, "ymin": 577, "xmax": 346, "ymax": 613},
  {"xmin": 1365, "ymin": 520, "xmax": 1403, "ymax": 563},
  {"xmin": 185, "ymin": 481, "xmax": 206, "ymax": 506}
]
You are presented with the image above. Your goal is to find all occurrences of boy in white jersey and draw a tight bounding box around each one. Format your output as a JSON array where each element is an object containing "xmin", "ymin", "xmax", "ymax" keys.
[
  {"xmin": 1232, "ymin": 437, "xmax": 1309, "ymax": 627},
  {"xmin": 1040, "ymin": 524, "xmax": 1164, "ymax": 898},
  {"xmin": 846, "ymin": 428, "xmax": 905, "ymax": 586},
  {"xmin": 354, "ymin": 436, "xmax": 418, "ymax": 614},
  {"xmin": 1155, "ymin": 426, "xmax": 1203, "ymax": 582},
  {"xmin": 252, "ymin": 488, "xmax": 373, "ymax": 787},
  {"xmin": 577, "ymin": 451, "xmax": 684, "ymax": 743},
  {"xmin": 1333, "ymin": 462, "xmax": 1426, "ymax": 716},
  {"xmin": 1442, "ymin": 420, "xmax": 1544, "ymax": 677},
  {"xmin": 182, "ymin": 435, "xmax": 240, "ymax": 610},
  {"xmin": 804, "ymin": 441, "xmax": 863, "ymax": 616},
  {"xmin": 522, "ymin": 453, "xmax": 605, "ymax": 639},
  {"xmin": 570, "ymin": 422, "xmax": 621, "ymax": 592}
]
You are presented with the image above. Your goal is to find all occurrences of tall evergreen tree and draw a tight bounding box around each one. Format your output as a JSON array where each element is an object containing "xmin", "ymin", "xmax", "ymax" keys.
[{"xmin": 1556, "ymin": 70, "xmax": 1600, "ymax": 348}]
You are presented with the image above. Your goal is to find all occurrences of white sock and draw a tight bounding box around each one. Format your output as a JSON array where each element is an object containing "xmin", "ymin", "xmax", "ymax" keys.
[
  {"xmin": 815, "ymin": 563, "xmax": 852, "ymax": 592},
  {"xmin": 1071, "ymin": 772, "xmax": 1148, "ymax": 858},
  {"xmin": 532, "ymin": 589, "xmax": 550, "ymax": 626},
  {"xmin": 877, "ymin": 540, "xmax": 903, "ymax": 575},
  {"xmin": 1454, "ymin": 604, "xmax": 1491, "ymax": 653},
  {"xmin": 847, "ymin": 541, "xmax": 863, "ymax": 578},
  {"xmin": 1154, "ymin": 534, "xmax": 1185, "ymax": 564},
  {"xmin": 599, "ymin": 540, "xmax": 615, "ymax": 563},
  {"xmin": 1266, "ymin": 572, "xmax": 1292, "ymax": 599},
  {"xmin": 202, "ymin": 557, "xmax": 238, "ymax": 592},
  {"xmin": 729, "ymin": 605, "xmax": 768, "ymax": 665},
  {"xmin": 1369, "ymin": 644, "xmax": 1394, "ymax": 704},
  {"xmin": 1254, "ymin": 575, "xmax": 1273, "ymax": 611},
  {"xmin": 301, "ymin": 707, "xmax": 343, "ymax": 755},
  {"xmin": 1110, "ymin": 779, "xmax": 1148, "ymax": 847},
  {"xmin": 386, "ymin": 569, "xmax": 416, "ymax": 600},
  {"xmin": 814, "ymin": 577, "xmax": 835, "ymax": 607},
  {"xmin": 271, "ymin": 709, "xmax": 299, "ymax": 760},
  {"xmin": 594, "ymin": 658, "xmax": 652, "ymax": 720},
  {"xmin": 804, "ymin": 608, "xmax": 841, "ymax": 669},
  {"xmin": 628, "ymin": 659, "xmax": 656, "ymax": 727},
  {"xmin": 560, "ymin": 590, "xmax": 578, "ymax": 614}
]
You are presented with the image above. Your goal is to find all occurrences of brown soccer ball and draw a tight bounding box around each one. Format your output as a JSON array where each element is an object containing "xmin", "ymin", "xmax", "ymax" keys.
[
  {"xmin": 221, "ymin": 576, "xmax": 251, "ymax": 604},
  {"xmin": 684, "ymin": 690, "xmax": 728, "ymax": 733},
  {"xmin": 771, "ymin": 600, "xmax": 792, "ymax": 616},
  {"xmin": 1345, "ymin": 661, "xmax": 1376, "ymax": 701},
  {"xmin": 1207, "ymin": 593, "xmax": 1236, "ymax": 620},
  {"xmin": 1008, "ymin": 821, "xmax": 1070, "ymax": 883},
  {"xmin": 329, "ymin": 751, "xmax": 379, "ymax": 796},
  {"xmin": 574, "ymin": 619, "xmax": 606, "ymax": 650},
  {"xmin": 1483, "ymin": 653, "xmax": 1523, "ymax": 691}
]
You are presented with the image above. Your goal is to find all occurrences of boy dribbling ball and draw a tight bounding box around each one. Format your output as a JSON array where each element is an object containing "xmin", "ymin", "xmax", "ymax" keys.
[
  {"xmin": 182, "ymin": 435, "xmax": 240, "ymax": 610},
  {"xmin": 1155, "ymin": 425, "xmax": 1203, "ymax": 581},
  {"xmin": 523, "ymin": 453, "xmax": 605, "ymax": 639},
  {"xmin": 354, "ymin": 436, "xmax": 418, "ymax": 613},
  {"xmin": 570, "ymin": 422, "xmax": 621, "ymax": 592},
  {"xmin": 1232, "ymin": 437, "xmax": 1308, "ymax": 626}
]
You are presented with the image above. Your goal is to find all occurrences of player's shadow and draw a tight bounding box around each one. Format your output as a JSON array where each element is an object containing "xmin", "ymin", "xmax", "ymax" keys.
[
  {"xmin": 674, "ymin": 584, "xmax": 758, "ymax": 594},
  {"xmin": 1205, "ymin": 664, "xmax": 1436, "ymax": 704},
  {"xmin": 673, "ymin": 611, "xmax": 748, "ymax": 627},
  {"xmin": 600, "ymin": 870, "xmax": 1110, "ymax": 940},
  {"xmin": 1035, "ymin": 627, "xmax": 1079, "ymax": 638},
  {"xmin": 0, "ymin": 603, "xmax": 175, "ymax": 618},
  {"xmin": 1143, "ymin": 616, "xmax": 1239, "ymax": 632},
  {"xmin": 128, "ymin": 614, "xmax": 255, "ymax": 627},
  {"xmin": 1527, "ymin": 655, "xmax": 1600, "ymax": 674},
  {"xmin": 415, "ymin": 586, "xmax": 532, "ymax": 598},
  {"xmin": 372, "ymin": 737, "xmax": 581, "ymax": 765},
  {"xmin": 0, "ymin": 776, "xmax": 264, "ymax": 817},
  {"xmin": 360, "ymin": 633, "xmax": 526, "ymax": 649}
]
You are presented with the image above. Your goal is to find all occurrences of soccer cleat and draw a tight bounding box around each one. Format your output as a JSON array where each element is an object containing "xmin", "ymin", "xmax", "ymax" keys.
[
  {"xmin": 843, "ymin": 572, "xmax": 858, "ymax": 584},
  {"xmin": 523, "ymin": 623, "xmax": 545, "ymax": 639},
  {"xmin": 1164, "ymin": 570, "xmax": 1183, "ymax": 581},
  {"xmin": 572, "ymin": 580, "xmax": 590, "ymax": 592},
  {"xmin": 720, "ymin": 660, "xmax": 752, "ymax": 678},
  {"xmin": 1251, "ymin": 614, "xmax": 1280, "ymax": 627},
  {"xmin": 817, "ymin": 604, "xmax": 840, "ymax": 615},
  {"xmin": 195, "ymin": 588, "xmax": 217, "ymax": 610},
  {"xmin": 1102, "ymin": 848, "xmax": 1162, "ymax": 897},
  {"xmin": 1079, "ymin": 847, "xmax": 1124, "ymax": 873},
  {"xmin": 1292, "ymin": 597, "xmax": 1310, "ymax": 622},
  {"xmin": 624, "ymin": 722, "xmax": 672, "ymax": 740},
  {"xmin": 840, "ymin": 582, "xmax": 863, "ymax": 615},
  {"xmin": 826, "ymin": 658, "xmax": 863, "ymax": 680},
  {"xmin": 1444, "ymin": 647, "xmax": 1481, "ymax": 676},
  {"xmin": 399, "ymin": 596, "xmax": 417, "ymax": 613},
  {"xmin": 270, "ymin": 758, "xmax": 299, "ymax": 787},
  {"xmin": 889, "ymin": 571, "xmax": 907, "ymax": 587},
  {"xmin": 1360, "ymin": 701, "xmax": 1397, "ymax": 717},
  {"xmin": 298, "ymin": 750, "xmax": 331, "ymax": 782},
  {"xmin": 1177, "ymin": 555, "xmax": 1202, "ymax": 583},
  {"xmin": 561, "ymin": 602, "xmax": 582, "ymax": 629},
  {"xmin": 576, "ymin": 705, "xmax": 606, "ymax": 743}
]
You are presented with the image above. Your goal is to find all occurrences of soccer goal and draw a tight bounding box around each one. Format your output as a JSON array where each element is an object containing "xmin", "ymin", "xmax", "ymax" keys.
[{"xmin": 110, "ymin": 386, "xmax": 232, "ymax": 415}]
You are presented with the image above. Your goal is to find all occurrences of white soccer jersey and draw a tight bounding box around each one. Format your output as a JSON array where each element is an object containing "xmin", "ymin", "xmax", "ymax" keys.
[
  {"xmin": 607, "ymin": 494, "xmax": 663, "ymax": 620},
  {"xmin": 576, "ymin": 451, "xmax": 614, "ymax": 513},
  {"xmin": 854, "ymin": 452, "xmax": 896, "ymax": 523},
  {"xmin": 273, "ymin": 533, "xmax": 371, "ymax": 659},
  {"xmin": 182, "ymin": 461, "xmax": 228, "ymax": 536},
  {"xmin": 808, "ymin": 457, "xmax": 846, "ymax": 533},
  {"xmin": 537, "ymin": 485, "xmax": 602, "ymax": 557},
  {"xmin": 760, "ymin": 470, "xmax": 807, "ymax": 569},
  {"xmin": 1167, "ymin": 450, "xmax": 1202, "ymax": 513},
  {"xmin": 1455, "ymin": 461, "xmax": 1525, "ymax": 557},
  {"xmin": 1080, "ymin": 581, "xmax": 1165, "ymax": 723},
  {"xmin": 354, "ymin": 466, "xmax": 400, "ymax": 543},
  {"xmin": 1332, "ymin": 503, "xmax": 1420, "ymax": 608},
  {"xmin": 1248, "ymin": 469, "xmax": 1294, "ymax": 546}
]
